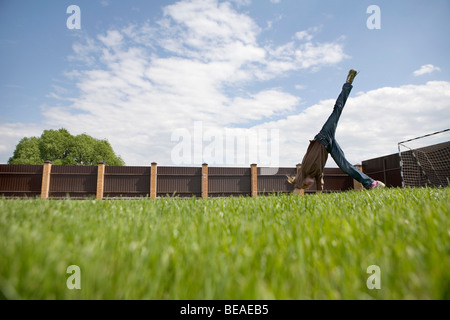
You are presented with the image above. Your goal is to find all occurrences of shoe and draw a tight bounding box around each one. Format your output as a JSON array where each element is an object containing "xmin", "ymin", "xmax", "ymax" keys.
[
  {"xmin": 286, "ymin": 175, "xmax": 296, "ymax": 185},
  {"xmin": 346, "ymin": 69, "xmax": 358, "ymax": 84},
  {"xmin": 369, "ymin": 180, "xmax": 386, "ymax": 189}
]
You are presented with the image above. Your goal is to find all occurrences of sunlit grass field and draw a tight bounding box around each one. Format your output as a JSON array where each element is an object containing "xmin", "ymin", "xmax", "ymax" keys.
[{"xmin": 0, "ymin": 188, "xmax": 449, "ymax": 300}]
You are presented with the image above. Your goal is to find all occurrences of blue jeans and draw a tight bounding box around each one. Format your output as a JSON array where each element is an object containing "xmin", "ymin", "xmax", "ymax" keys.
[{"xmin": 315, "ymin": 83, "xmax": 374, "ymax": 189}]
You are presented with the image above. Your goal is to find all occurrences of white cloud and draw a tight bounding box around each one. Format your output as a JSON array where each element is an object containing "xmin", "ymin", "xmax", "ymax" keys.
[
  {"xmin": 295, "ymin": 26, "xmax": 320, "ymax": 42},
  {"xmin": 262, "ymin": 26, "xmax": 348, "ymax": 78},
  {"xmin": 413, "ymin": 64, "xmax": 441, "ymax": 76},
  {"xmin": 230, "ymin": 0, "xmax": 252, "ymax": 6},
  {"xmin": 162, "ymin": 0, "xmax": 260, "ymax": 48},
  {"xmin": 98, "ymin": 30, "xmax": 124, "ymax": 48},
  {"xmin": 69, "ymin": 37, "xmax": 100, "ymax": 66}
]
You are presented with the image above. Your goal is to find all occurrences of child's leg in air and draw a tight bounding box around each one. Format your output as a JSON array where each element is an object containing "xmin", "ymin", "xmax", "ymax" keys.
[{"xmin": 315, "ymin": 83, "xmax": 353, "ymax": 149}]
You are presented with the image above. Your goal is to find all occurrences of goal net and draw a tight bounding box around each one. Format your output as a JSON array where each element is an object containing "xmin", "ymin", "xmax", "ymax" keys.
[{"xmin": 398, "ymin": 129, "xmax": 450, "ymax": 188}]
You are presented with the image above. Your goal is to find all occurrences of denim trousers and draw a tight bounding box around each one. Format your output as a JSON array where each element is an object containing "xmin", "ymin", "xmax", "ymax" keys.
[{"xmin": 315, "ymin": 83, "xmax": 374, "ymax": 189}]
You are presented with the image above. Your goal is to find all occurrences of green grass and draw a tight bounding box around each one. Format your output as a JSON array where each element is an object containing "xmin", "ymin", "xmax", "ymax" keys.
[{"xmin": 0, "ymin": 188, "xmax": 449, "ymax": 300}]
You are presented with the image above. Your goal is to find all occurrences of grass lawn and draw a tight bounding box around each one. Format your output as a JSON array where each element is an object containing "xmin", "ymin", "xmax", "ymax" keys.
[{"xmin": 0, "ymin": 187, "xmax": 449, "ymax": 300}]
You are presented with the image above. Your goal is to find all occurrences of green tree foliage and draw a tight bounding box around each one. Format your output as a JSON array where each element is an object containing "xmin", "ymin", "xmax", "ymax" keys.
[
  {"xmin": 8, "ymin": 129, "xmax": 125, "ymax": 166},
  {"xmin": 8, "ymin": 137, "xmax": 42, "ymax": 165}
]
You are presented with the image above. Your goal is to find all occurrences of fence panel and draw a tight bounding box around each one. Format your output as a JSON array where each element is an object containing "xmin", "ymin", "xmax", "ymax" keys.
[
  {"xmin": 0, "ymin": 165, "xmax": 42, "ymax": 198},
  {"xmin": 323, "ymin": 168, "xmax": 354, "ymax": 192},
  {"xmin": 49, "ymin": 165, "xmax": 97, "ymax": 199},
  {"xmin": 362, "ymin": 153, "xmax": 402, "ymax": 188},
  {"xmin": 104, "ymin": 166, "xmax": 150, "ymax": 198},
  {"xmin": 258, "ymin": 168, "xmax": 296, "ymax": 195},
  {"xmin": 157, "ymin": 166, "xmax": 202, "ymax": 198},
  {"xmin": 209, "ymin": 167, "xmax": 251, "ymax": 197}
]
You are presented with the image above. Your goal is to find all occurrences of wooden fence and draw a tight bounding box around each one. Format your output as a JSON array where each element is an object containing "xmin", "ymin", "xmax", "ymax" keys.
[
  {"xmin": 0, "ymin": 161, "xmax": 371, "ymax": 199},
  {"xmin": 362, "ymin": 153, "xmax": 402, "ymax": 188}
]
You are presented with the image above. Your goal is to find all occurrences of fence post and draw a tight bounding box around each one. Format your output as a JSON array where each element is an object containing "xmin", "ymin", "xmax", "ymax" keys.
[
  {"xmin": 202, "ymin": 163, "xmax": 208, "ymax": 199},
  {"xmin": 96, "ymin": 162, "xmax": 105, "ymax": 200},
  {"xmin": 250, "ymin": 164, "xmax": 258, "ymax": 197},
  {"xmin": 354, "ymin": 164, "xmax": 364, "ymax": 191},
  {"xmin": 151, "ymin": 162, "xmax": 158, "ymax": 199},
  {"xmin": 41, "ymin": 161, "xmax": 52, "ymax": 199}
]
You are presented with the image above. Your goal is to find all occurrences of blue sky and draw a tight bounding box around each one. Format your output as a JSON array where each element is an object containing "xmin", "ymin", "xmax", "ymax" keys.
[{"xmin": 1, "ymin": 0, "xmax": 449, "ymax": 167}]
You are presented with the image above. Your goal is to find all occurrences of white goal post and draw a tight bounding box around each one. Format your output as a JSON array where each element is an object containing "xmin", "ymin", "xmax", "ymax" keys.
[{"xmin": 398, "ymin": 129, "xmax": 450, "ymax": 188}]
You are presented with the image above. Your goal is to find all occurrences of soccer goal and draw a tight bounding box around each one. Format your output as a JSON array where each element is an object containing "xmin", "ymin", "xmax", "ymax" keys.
[{"xmin": 398, "ymin": 129, "xmax": 450, "ymax": 188}]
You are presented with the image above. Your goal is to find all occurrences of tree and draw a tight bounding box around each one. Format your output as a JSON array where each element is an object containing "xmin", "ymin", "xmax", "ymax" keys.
[
  {"xmin": 38, "ymin": 128, "xmax": 73, "ymax": 165},
  {"xmin": 8, "ymin": 137, "xmax": 42, "ymax": 165},
  {"xmin": 8, "ymin": 129, "xmax": 125, "ymax": 166}
]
